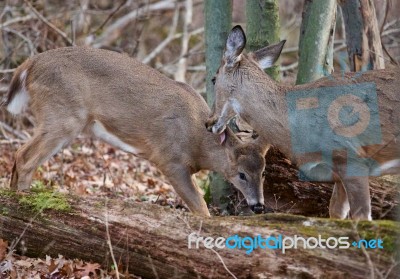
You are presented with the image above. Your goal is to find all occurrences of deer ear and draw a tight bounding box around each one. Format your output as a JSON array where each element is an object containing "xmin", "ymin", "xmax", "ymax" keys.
[
  {"xmin": 224, "ymin": 25, "xmax": 246, "ymax": 69},
  {"xmin": 252, "ymin": 40, "xmax": 286, "ymax": 70},
  {"xmin": 253, "ymin": 135, "xmax": 271, "ymax": 157},
  {"xmin": 222, "ymin": 126, "xmax": 242, "ymax": 147}
]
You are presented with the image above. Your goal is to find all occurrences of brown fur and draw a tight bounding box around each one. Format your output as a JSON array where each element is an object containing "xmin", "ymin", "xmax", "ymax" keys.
[{"xmin": 6, "ymin": 47, "xmax": 268, "ymax": 217}]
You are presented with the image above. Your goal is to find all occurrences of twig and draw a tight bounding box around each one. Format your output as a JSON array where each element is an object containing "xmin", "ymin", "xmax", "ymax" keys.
[
  {"xmin": 210, "ymin": 248, "xmax": 238, "ymax": 279},
  {"xmin": 383, "ymin": 259, "xmax": 400, "ymax": 279},
  {"xmin": 379, "ymin": 0, "xmax": 399, "ymax": 66},
  {"xmin": 105, "ymin": 198, "xmax": 121, "ymax": 279},
  {"xmin": 147, "ymin": 255, "xmax": 160, "ymax": 279},
  {"xmin": 91, "ymin": 0, "xmax": 129, "ymax": 35},
  {"xmin": 174, "ymin": 0, "xmax": 192, "ymax": 82},
  {"xmin": 0, "ymin": 68, "xmax": 16, "ymax": 74},
  {"xmin": 0, "ymin": 121, "xmax": 29, "ymax": 140},
  {"xmin": 383, "ymin": 19, "xmax": 399, "ymax": 31},
  {"xmin": 0, "ymin": 139, "xmax": 25, "ymax": 144},
  {"xmin": 0, "ymin": 27, "xmax": 35, "ymax": 56},
  {"xmin": 156, "ymin": 31, "xmax": 203, "ymax": 72},
  {"xmin": 23, "ymin": 0, "xmax": 73, "ymax": 46},
  {"xmin": 92, "ymin": 0, "xmax": 177, "ymax": 48},
  {"xmin": 382, "ymin": 28, "xmax": 400, "ymax": 37},
  {"xmin": 350, "ymin": 221, "xmax": 375, "ymax": 279},
  {"xmin": 141, "ymin": 5, "xmax": 180, "ymax": 64},
  {"xmin": 0, "ymin": 15, "xmax": 34, "ymax": 28}
]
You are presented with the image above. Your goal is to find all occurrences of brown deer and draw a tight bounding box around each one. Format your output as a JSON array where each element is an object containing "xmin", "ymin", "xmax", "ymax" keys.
[
  {"xmin": 207, "ymin": 26, "xmax": 400, "ymax": 220},
  {"xmin": 3, "ymin": 46, "xmax": 268, "ymax": 217}
]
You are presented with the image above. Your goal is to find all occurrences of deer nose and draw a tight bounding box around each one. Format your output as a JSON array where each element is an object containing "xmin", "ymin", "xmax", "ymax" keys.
[{"xmin": 250, "ymin": 203, "xmax": 265, "ymax": 214}]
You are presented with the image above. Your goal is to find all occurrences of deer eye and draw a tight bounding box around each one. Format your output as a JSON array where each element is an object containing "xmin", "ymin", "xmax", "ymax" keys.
[
  {"xmin": 262, "ymin": 170, "xmax": 267, "ymax": 177},
  {"xmin": 239, "ymin": 172, "xmax": 247, "ymax": 181},
  {"xmin": 211, "ymin": 77, "xmax": 216, "ymax": 85}
]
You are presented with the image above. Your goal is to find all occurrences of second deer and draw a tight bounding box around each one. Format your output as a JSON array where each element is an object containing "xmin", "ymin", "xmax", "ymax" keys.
[{"xmin": 207, "ymin": 26, "xmax": 400, "ymax": 220}]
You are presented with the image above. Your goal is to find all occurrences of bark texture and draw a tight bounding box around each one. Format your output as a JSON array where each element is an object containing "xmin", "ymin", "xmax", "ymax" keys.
[
  {"xmin": 339, "ymin": 0, "xmax": 385, "ymax": 71},
  {"xmin": 296, "ymin": 0, "xmax": 337, "ymax": 84},
  {"xmin": 204, "ymin": 0, "xmax": 233, "ymax": 212},
  {"xmin": 246, "ymin": 0, "xmax": 280, "ymax": 79},
  {"xmin": 0, "ymin": 193, "xmax": 399, "ymax": 279}
]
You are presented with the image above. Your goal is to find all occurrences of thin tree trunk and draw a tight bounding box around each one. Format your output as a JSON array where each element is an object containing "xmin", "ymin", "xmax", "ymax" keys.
[
  {"xmin": 296, "ymin": 0, "xmax": 337, "ymax": 84},
  {"xmin": 204, "ymin": 0, "xmax": 233, "ymax": 212},
  {"xmin": 339, "ymin": 0, "xmax": 385, "ymax": 71},
  {"xmin": 204, "ymin": 0, "xmax": 232, "ymax": 107},
  {"xmin": 246, "ymin": 0, "xmax": 281, "ymax": 80}
]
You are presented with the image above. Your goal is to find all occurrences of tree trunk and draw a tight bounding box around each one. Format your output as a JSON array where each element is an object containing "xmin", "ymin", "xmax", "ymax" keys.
[
  {"xmin": 339, "ymin": 0, "xmax": 385, "ymax": 71},
  {"xmin": 204, "ymin": 0, "xmax": 232, "ymax": 107},
  {"xmin": 246, "ymin": 0, "xmax": 280, "ymax": 80},
  {"xmin": 0, "ymin": 193, "xmax": 399, "ymax": 279},
  {"xmin": 204, "ymin": 0, "xmax": 233, "ymax": 212},
  {"xmin": 296, "ymin": 0, "xmax": 337, "ymax": 84}
]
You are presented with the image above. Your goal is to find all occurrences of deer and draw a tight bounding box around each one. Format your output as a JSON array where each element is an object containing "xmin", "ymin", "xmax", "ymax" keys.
[
  {"xmin": 2, "ymin": 46, "xmax": 269, "ymax": 217},
  {"xmin": 206, "ymin": 25, "xmax": 400, "ymax": 221}
]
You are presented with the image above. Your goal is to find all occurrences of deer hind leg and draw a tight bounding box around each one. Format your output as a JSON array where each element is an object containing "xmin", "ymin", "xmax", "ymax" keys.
[
  {"xmin": 343, "ymin": 176, "xmax": 371, "ymax": 220},
  {"xmin": 162, "ymin": 164, "xmax": 210, "ymax": 217},
  {"xmin": 10, "ymin": 124, "xmax": 82, "ymax": 191},
  {"xmin": 329, "ymin": 181, "xmax": 350, "ymax": 219}
]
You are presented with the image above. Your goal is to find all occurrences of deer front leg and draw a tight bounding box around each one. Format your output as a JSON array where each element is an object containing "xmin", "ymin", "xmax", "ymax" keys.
[
  {"xmin": 329, "ymin": 181, "xmax": 350, "ymax": 219},
  {"xmin": 162, "ymin": 164, "xmax": 210, "ymax": 217},
  {"xmin": 344, "ymin": 175, "xmax": 372, "ymax": 220},
  {"xmin": 10, "ymin": 132, "xmax": 65, "ymax": 191}
]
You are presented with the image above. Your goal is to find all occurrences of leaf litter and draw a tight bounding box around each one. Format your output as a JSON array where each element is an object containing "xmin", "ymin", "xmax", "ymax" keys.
[{"xmin": 0, "ymin": 137, "xmax": 209, "ymax": 278}]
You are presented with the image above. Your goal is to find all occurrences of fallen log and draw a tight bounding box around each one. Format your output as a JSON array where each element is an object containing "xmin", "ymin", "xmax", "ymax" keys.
[
  {"xmin": 0, "ymin": 190, "xmax": 399, "ymax": 279},
  {"xmin": 263, "ymin": 147, "xmax": 399, "ymax": 220}
]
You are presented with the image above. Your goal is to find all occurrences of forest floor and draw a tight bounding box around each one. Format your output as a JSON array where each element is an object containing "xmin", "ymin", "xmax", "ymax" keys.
[{"xmin": 0, "ymin": 136, "xmax": 207, "ymax": 278}]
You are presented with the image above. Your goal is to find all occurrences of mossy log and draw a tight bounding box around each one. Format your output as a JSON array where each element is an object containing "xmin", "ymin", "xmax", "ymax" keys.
[{"xmin": 0, "ymin": 192, "xmax": 399, "ymax": 279}]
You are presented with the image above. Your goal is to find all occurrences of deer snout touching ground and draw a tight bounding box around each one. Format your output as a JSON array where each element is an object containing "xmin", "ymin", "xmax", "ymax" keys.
[
  {"xmin": 3, "ymin": 46, "xmax": 268, "ymax": 217},
  {"xmin": 208, "ymin": 25, "xmax": 400, "ymax": 221},
  {"xmin": 250, "ymin": 203, "xmax": 265, "ymax": 214}
]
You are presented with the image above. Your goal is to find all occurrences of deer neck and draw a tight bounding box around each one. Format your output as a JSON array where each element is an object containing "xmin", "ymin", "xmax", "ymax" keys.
[
  {"xmin": 199, "ymin": 133, "xmax": 231, "ymax": 177},
  {"xmin": 239, "ymin": 74, "xmax": 293, "ymax": 158}
]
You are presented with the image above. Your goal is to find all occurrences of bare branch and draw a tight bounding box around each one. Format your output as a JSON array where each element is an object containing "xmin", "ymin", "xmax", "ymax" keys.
[
  {"xmin": 23, "ymin": 0, "xmax": 73, "ymax": 46},
  {"xmin": 0, "ymin": 68, "xmax": 16, "ymax": 74},
  {"xmin": 92, "ymin": 0, "xmax": 177, "ymax": 48},
  {"xmin": 91, "ymin": 0, "xmax": 130, "ymax": 35},
  {"xmin": 0, "ymin": 27, "xmax": 35, "ymax": 56},
  {"xmin": 105, "ymin": 199, "xmax": 120, "ymax": 279},
  {"xmin": 141, "ymin": 6, "xmax": 180, "ymax": 64},
  {"xmin": 0, "ymin": 15, "xmax": 34, "ymax": 28},
  {"xmin": 0, "ymin": 121, "xmax": 29, "ymax": 140},
  {"xmin": 174, "ymin": 0, "xmax": 193, "ymax": 82}
]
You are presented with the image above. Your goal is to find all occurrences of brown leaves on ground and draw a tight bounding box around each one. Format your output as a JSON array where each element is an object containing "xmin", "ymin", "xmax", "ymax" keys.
[
  {"xmin": 0, "ymin": 137, "xmax": 201, "ymax": 211},
  {"xmin": 0, "ymin": 136, "xmax": 209, "ymax": 278},
  {"xmin": 0, "ymin": 239, "xmax": 140, "ymax": 279}
]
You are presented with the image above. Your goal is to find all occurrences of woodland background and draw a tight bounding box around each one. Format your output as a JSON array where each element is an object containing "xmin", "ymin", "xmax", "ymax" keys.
[{"xmin": 0, "ymin": 0, "xmax": 399, "ymax": 278}]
